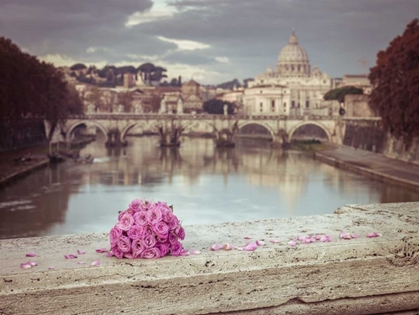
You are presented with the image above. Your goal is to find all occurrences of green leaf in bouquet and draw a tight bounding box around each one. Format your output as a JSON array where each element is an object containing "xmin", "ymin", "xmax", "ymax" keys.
[{"xmin": 169, "ymin": 205, "xmax": 174, "ymax": 212}]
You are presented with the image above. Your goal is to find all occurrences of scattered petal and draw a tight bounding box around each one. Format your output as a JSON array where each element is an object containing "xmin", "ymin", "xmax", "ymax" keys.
[
  {"xmin": 297, "ymin": 235, "xmax": 305, "ymax": 241},
  {"xmin": 48, "ymin": 266, "xmax": 55, "ymax": 270},
  {"xmin": 236, "ymin": 247, "xmax": 244, "ymax": 251},
  {"xmin": 243, "ymin": 243, "xmax": 258, "ymax": 251},
  {"xmin": 350, "ymin": 233, "xmax": 359, "ymax": 239},
  {"xmin": 210, "ymin": 243, "xmax": 221, "ymax": 251},
  {"xmin": 339, "ymin": 232, "xmax": 352, "ymax": 240},
  {"xmin": 288, "ymin": 240, "xmax": 297, "ymax": 247},
  {"xmin": 64, "ymin": 254, "xmax": 78, "ymax": 259},
  {"xmin": 95, "ymin": 248, "xmax": 109, "ymax": 253},
  {"xmin": 366, "ymin": 232, "xmax": 380, "ymax": 238},
  {"xmin": 77, "ymin": 250, "xmax": 86, "ymax": 255},
  {"xmin": 91, "ymin": 260, "xmax": 100, "ymax": 266},
  {"xmin": 26, "ymin": 252, "xmax": 36, "ymax": 257},
  {"xmin": 106, "ymin": 251, "xmax": 113, "ymax": 257},
  {"xmin": 28, "ymin": 261, "xmax": 37, "ymax": 266},
  {"xmin": 180, "ymin": 249, "xmax": 190, "ymax": 256},
  {"xmin": 314, "ymin": 235, "xmax": 321, "ymax": 240},
  {"xmin": 20, "ymin": 262, "xmax": 32, "ymax": 269},
  {"xmin": 256, "ymin": 240, "xmax": 265, "ymax": 246},
  {"xmin": 244, "ymin": 236, "xmax": 253, "ymax": 239},
  {"xmin": 269, "ymin": 238, "xmax": 280, "ymax": 244},
  {"xmin": 191, "ymin": 250, "xmax": 201, "ymax": 255},
  {"xmin": 77, "ymin": 261, "xmax": 85, "ymax": 265},
  {"xmin": 320, "ymin": 235, "xmax": 332, "ymax": 242},
  {"xmin": 301, "ymin": 238, "xmax": 311, "ymax": 244},
  {"xmin": 223, "ymin": 243, "xmax": 233, "ymax": 250}
]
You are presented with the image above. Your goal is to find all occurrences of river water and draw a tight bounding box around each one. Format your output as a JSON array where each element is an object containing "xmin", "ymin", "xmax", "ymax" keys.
[{"xmin": 0, "ymin": 136, "xmax": 417, "ymax": 239}]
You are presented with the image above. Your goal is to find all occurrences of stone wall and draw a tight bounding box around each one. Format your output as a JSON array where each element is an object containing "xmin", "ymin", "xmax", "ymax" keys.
[
  {"xmin": 344, "ymin": 94, "xmax": 376, "ymax": 117},
  {"xmin": 0, "ymin": 202, "xmax": 418, "ymax": 315},
  {"xmin": 343, "ymin": 119, "xmax": 418, "ymax": 164}
]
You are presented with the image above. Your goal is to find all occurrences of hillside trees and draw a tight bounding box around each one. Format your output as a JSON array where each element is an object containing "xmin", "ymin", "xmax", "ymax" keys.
[
  {"xmin": 323, "ymin": 86, "xmax": 363, "ymax": 103},
  {"xmin": 368, "ymin": 19, "xmax": 419, "ymax": 146},
  {"xmin": 203, "ymin": 99, "xmax": 235, "ymax": 115},
  {"xmin": 0, "ymin": 37, "xmax": 83, "ymax": 142}
]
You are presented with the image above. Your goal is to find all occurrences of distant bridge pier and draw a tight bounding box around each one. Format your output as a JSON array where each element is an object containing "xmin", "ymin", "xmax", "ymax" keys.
[{"xmin": 106, "ymin": 128, "xmax": 126, "ymax": 147}]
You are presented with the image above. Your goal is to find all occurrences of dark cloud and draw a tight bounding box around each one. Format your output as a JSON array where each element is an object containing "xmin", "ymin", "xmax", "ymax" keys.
[{"xmin": 0, "ymin": 0, "xmax": 418, "ymax": 83}]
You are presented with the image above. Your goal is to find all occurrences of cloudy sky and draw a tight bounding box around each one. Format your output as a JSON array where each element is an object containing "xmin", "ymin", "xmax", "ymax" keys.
[{"xmin": 0, "ymin": 0, "xmax": 418, "ymax": 84}]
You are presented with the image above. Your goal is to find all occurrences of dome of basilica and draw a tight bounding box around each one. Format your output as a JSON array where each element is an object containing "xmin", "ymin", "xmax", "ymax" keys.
[{"xmin": 276, "ymin": 30, "xmax": 311, "ymax": 77}]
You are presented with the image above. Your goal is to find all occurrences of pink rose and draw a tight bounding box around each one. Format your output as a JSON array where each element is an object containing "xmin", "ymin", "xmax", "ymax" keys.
[
  {"xmin": 168, "ymin": 232, "xmax": 178, "ymax": 245},
  {"xmin": 170, "ymin": 241, "xmax": 183, "ymax": 256},
  {"xmin": 161, "ymin": 208, "xmax": 174, "ymax": 223},
  {"xmin": 174, "ymin": 225, "xmax": 185, "ymax": 240},
  {"xmin": 155, "ymin": 243, "xmax": 169, "ymax": 257},
  {"xmin": 133, "ymin": 211, "xmax": 148, "ymax": 226},
  {"xmin": 109, "ymin": 226, "xmax": 123, "ymax": 246},
  {"xmin": 142, "ymin": 200, "xmax": 154, "ymax": 211},
  {"xmin": 127, "ymin": 225, "xmax": 146, "ymax": 240},
  {"xmin": 129, "ymin": 199, "xmax": 142, "ymax": 212},
  {"xmin": 124, "ymin": 252, "xmax": 134, "ymax": 259},
  {"xmin": 153, "ymin": 221, "xmax": 169, "ymax": 238},
  {"xmin": 118, "ymin": 209, "xmax": 128, "ymax": 221},
  {"xmin": 156, "ymin": 233, "xmax": 169, "ymax": 243},
  {"xmin": 141, "ymin": 233, "xmax": 157, "ymax": 249},
  {"xmin": 168, "ymin": 215, "xmax": 179, "ymax": 231},
  {"xmin": 131, "ymin": 239, "xmax": 145, "ymax": 258},
  {"xmin": 117, "ymin": 235, "xmax": 132, "ymax": 253},
  {"xmin": 111, "ymin": 245, "xmax": 123, "ymax": 259},
  {"xmin": 116, "ymin": 212, "xmax": 134, "ymax": 231},
  {"xmin": 146, "ymin": 206, "xmax": 162, "ymax": 225},
  {"xmin": 141, "ymin": 248, "xmax": 160, "ymax": 259}
]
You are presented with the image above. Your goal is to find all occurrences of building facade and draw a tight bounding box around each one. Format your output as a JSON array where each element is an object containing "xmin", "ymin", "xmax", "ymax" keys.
[{"xmin": 244, "ymin": 30, "xmax": 333, "ymax": 115}]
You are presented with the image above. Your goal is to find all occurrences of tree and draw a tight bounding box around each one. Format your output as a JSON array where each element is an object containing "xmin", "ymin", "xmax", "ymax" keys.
[
  {"xmin": 323, "ymin": 86, "xmax": 363, "ymax": 103},
  {"xmin": 369, "ymin": 19, "xmax": 419, "ymax": 146},
  {"xmin": 118, "ymin": 90, "xmax": 133, "ymax": 112},
  {"xmin": 138, "ymin": 63, "xmax": 156, "ymax": 84},
  {"xmin": 203, "ymin": 99, "xmax": 234, "ymax": 115},
  {"xmin": 0, "ymin": 37, "xmax": 83, "ymax": 142},
  {"xmin": 70, "ymin": 63, "xmax": 87, "ymax": 71}
]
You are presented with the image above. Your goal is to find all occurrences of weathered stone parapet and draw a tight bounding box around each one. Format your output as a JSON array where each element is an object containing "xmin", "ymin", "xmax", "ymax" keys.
[{"xmin": 0, "ymin": 202, "xmax": 418, "ymax": 314}]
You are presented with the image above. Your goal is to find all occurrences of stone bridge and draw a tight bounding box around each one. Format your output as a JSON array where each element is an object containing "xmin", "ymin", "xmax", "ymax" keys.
[{"xmin": 51, "ymin": 114, "xmax": 381, "ymax": 146}]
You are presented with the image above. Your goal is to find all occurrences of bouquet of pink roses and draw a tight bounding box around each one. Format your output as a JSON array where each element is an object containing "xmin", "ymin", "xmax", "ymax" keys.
[{"xmin": 108, "ymin": 199, "xmax": 186, "ymax": 259}]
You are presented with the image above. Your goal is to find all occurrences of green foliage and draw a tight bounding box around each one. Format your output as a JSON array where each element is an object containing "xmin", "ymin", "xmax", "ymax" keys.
[
  {"xmin": 203, "ymin": 99, "xmax": 234, "ymax": 115},
  {"xmin": 0, "ymin": 37, "xmax": 83, "ymax": 141},
  {"xmin": 369, "ymin": 19, "xmax": 419, "ymax": 146},
  {"xmin": 216, "ymin": 78, "xmax": 241, "ymax": 90},
  {"xmin": 70, "ymin": 63, "xmax": 87, "ymax": 70},
  {"xmin": 323, "ymin": 86, "xmax": 363, "ymax": 103}
]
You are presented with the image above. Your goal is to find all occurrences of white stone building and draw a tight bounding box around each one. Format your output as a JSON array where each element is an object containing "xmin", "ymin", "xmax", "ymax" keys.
[{"xmin": 244, "ymin": 30, "xmax": 333, "ymax": 115}]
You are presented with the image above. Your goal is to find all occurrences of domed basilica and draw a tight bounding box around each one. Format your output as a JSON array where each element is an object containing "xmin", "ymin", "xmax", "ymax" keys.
[{"xmin": 243, "ymin": 30, "xmax": 333, "ymax": 115}]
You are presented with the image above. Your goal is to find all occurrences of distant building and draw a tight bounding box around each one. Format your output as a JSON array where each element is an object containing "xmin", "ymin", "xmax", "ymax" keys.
[
  {"xmin": 342, "ymin": 74, "xmax": 372, "ymax": 94},
  {"xmin": 244, "ymin": 30, "xmax": 333, "ymax": 115},
  {"xmin": 181, "ymin": 80, "xmax": 203, "ymax": 113}
]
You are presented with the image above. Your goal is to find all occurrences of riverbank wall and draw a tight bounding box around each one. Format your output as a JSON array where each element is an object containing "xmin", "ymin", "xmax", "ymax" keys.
[
  {"xmin": 343, "ymin": 118, "xmax": 419, "ymax": 164},
  {"xmin": 0, "ymin": 202, "xmax": 418, "ymax": 314}
]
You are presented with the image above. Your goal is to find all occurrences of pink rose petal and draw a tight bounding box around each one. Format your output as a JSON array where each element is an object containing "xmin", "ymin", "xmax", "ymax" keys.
[
  {"xmin": 236, "ymin": 247, "xmax": 244, "ymax": 251},
  {"xmin": 243, "ymin": 243, "xmax": 258, "ymax": 251},
  {"xmin": 179, "ymin": 249, "xmax": 190, "ymax": 256},
  {"xmin": 95, "ymin": 248, "xmax": 108, "ymax": 253},
  {"xmin": 256, "ymin": 240, "xmax": 265, "ymax": 246},
  {"xmin": 190, "ymin": 250, "xmax": 201, "ymax": 255},
  {"xmin": 28, "ymin": 261, "xmax": 37, "ymax": 266},
  {"xmin": 314, "ymin": 235, "xmax": 321, "ymax": 240},
  {"xmin": 77, "ymin": 250, "xmax": 86, "ymax": 255},
  {"xmin": 106, "ymin": 251, "xmax": 113, "ymax": 257},
  {"xmin": 77, "ymin": 261, "xmax": 85, "ymax": 265},
  {"xmin": 91, "ymin": 260, "xmax": 100, "ymax": 266},
  {"xmin": 20, "ymin": 262, "xmax": 32, "ymax": 269},
  {"xmin": 64, "ymin": 254, "xmax": 78, "ymax": 259},
  {"xmin": 26, "ymin": 252, "xmax": 36, "ymax": 257},
  {"xmin": 223, "ymin": 243, "xmax": 233, "ymax": 250},
  {"xmin": 320, "ymin": 235, "xmax": 333, "ymax": 242},
  {"xmin": 297, "ymin": 235, "xmax": 305, "ymax": 241},
  {"xmin": 244, "ymin": 236, "xmax": 253, "ymax": 239},
  {"xmin": 210, "ymin": 243, "xmax": 221, "ymax": 251},
  {"xmin": 269, "ymin": 238, "xmax": 280, "ymax": 243},
  {"xmin": 288, "ymin": 240, "xmax": 297, "ymax": 247},
  {"xmin": 48, "ymin": 266, "xmax": 55, "ymax": 270},
  {"xmin": 351, "ymin": 233, "xmax": 359, "ymax": 239},
  {"xmin": 366, "ymin": 232, "xmax": 380, "ymax": 238}
]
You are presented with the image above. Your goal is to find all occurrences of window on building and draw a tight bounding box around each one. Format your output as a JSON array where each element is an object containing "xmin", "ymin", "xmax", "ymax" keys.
[
  {"xmin": 260, "ymin": 102, "xmax": 263, "ymax": 112},
  {"xmin": 260, "ymin": 90, "xmax": 262, "ymax": 94},
  {"xmin": 305, "ymin": 100, "xmax": 310, "ymax": 108},
  {"xmin": 283, "ymin": 102, "xmax": 287, "ymax": 108},
  {"xmin": 291, "ymin": 66, "xmax": 295, "ymax": 71},
  {"xmin": 316, "ymin": 103, "xmax": 319, "ymax": 108},
  {"xmin": 298, "ymin": 65, "xmax": 301, "ymax": 72},
  {"xmin": 297, "ymin": 103, "xmax": 300, "ymax": 108},
  {"xmin": 271, "ymin": 100, "xmax": 275, "ymax": 112},
  {"xmin": 291, "ymin": 101, "xmax": 295, "ymax": 108}
]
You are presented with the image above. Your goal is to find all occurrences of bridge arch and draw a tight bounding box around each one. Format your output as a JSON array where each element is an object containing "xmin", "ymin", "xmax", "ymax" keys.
[
  {"xmin": 237, "ymin": 122, "xmax": 275, "ymax": 140},
  {"xmin": 287, "ymin": 121, "xmax": 331, "ymax": 143},
  {"xmin": 120, "ymin": 121, "xmax": 157, "ymax": 142},
  {"xmin": 65, "ymin": 120, "xmax": 108, "ymax": 142}
]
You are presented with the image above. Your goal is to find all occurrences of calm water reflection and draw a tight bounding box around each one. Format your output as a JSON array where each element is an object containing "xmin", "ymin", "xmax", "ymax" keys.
[{"xmin": 0, "ymin": 136, "xmax": 417, "ymax": 239}]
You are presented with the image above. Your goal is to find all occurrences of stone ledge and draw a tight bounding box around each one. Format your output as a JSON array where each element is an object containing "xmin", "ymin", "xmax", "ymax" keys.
[{"xmin": 0, "ymin": 202, "xmax": 418, "ymax": 315}]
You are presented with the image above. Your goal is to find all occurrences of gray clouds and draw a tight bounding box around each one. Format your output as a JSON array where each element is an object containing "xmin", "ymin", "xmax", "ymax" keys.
[{"xmin": 0, "ymin": 0, "xmax": 418, "ymax": 83}]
